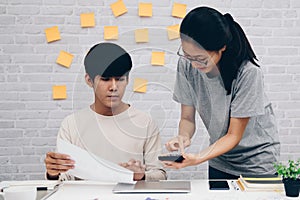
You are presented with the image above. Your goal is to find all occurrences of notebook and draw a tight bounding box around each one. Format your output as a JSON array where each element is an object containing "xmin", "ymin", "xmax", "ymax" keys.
[{"xmin": 112, "ymin": 180, "xmax": 191, "ymax": 193}]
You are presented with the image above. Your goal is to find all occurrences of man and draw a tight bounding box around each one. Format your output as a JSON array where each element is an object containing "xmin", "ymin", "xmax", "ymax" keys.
[{"xmin": 45, "ymin": 42, "xmax": 166, "ymax": 181}]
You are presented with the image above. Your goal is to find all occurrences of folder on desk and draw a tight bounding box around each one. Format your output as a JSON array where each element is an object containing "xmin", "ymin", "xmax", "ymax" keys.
[
  {"xmin": 238, "ymin": 174, "xmax": 284, "ymax": 192},
  {"xmin": 112, "ymin": 180, "xmax": 191, "ymax": 193}
]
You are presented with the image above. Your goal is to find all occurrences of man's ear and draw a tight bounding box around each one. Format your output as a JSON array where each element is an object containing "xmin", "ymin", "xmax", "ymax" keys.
[
  {"xmin": 126, "ymin": 76, "xmax": 129, "ymax": 85},
  {"xmin": 85, "ymin": 74, "xmax": 93, "ymax": 88}
]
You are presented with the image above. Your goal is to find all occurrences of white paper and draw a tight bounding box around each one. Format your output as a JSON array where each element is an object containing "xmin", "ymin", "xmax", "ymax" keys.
[{"xmin": 57, "ymin": 139, "xmax": 135, "ymax": 184}]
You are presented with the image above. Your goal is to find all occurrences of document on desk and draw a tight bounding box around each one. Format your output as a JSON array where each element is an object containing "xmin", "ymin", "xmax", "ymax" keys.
[{"xmin": 57, "ymin": 139, "xmax": 135, "ymax": 184}]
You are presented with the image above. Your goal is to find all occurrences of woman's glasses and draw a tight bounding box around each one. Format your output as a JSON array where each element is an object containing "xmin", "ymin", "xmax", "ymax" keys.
[{"xmin": 176, "ymin": 45, "xmax": 210, "ymax": 67}]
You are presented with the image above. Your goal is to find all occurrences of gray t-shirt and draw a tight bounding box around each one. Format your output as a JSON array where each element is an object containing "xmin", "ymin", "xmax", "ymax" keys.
[{"xmin": 173, "ymin": 58, "xmax": 280, "ymax": 176}]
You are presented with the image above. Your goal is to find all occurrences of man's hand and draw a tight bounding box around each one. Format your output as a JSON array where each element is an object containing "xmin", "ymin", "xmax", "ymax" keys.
[
  {"xmin": 119, "ymin": 159, "xmax": 146, "ymax": 181},
  {"xmin": 165, "ymin": 135, "xmax": 191, "ymax": 152},
  {"xmin": 44, "ymin": 152, "xmax": 75, "ymax": 179}
]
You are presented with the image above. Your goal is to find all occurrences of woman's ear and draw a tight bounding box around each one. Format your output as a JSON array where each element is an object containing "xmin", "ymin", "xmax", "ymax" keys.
[
  {"xmin": 85, "ymin": 74, "xmax": 93, "ymax": 88},
  {"xmin": 217, "ymin": 45, "xmax": 227, "ymax": 58},
  {"xmin": 220, "ymin": 45, "xmax": 226, "ymax": 52}
]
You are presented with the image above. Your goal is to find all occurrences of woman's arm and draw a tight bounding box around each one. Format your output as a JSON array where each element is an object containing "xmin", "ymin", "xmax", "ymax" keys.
[
  {"xmin": 164, "ymin": 117, "xmax": 250, "ymax": 168},
  {"xmin": 179, "ymin": 104, "xmax": 196, "ymax": 138},
  {"xmin": 166, "ymin": 104, "xmax": 196, "ymax": 152},
  {"xmin": 196, "ymin": 117, "xmax": 250, "ymax": 163}
]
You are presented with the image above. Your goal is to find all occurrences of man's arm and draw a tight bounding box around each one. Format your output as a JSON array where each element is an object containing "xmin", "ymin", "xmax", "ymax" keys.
[
  {"xmin": 142, "ymin": 119, "xmax": 167, "ymax": 181},
  {"xmin": 45, "ymin": 115, "xmax": 77, "ymax": 180}
]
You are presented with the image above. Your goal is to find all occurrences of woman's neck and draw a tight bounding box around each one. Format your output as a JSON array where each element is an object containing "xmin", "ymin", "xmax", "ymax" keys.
[{"xmin": 206, "ymin": 65, "xmax": 220, "ymax": 78}]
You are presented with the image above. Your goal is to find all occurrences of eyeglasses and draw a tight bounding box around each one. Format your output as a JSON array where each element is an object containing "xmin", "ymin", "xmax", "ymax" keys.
[{"xmin": 176, "ymin": 45, "xmax": 210, "ymax": 67}]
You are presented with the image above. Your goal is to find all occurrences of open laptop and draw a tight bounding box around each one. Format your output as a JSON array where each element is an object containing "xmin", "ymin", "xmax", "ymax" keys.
[{"xmin": 112, "ymin": 180, "xmax": 191, "ymax": 193}]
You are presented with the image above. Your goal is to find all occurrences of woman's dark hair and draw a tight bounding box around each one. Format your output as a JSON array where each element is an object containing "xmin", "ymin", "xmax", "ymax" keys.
[
  {"xmin": 180, "ymin": 6, "xmax": 259, "ymax": 95},
  {"xmin": 84, "ymin": 42, "xmax": 132, "ymax": 81}
]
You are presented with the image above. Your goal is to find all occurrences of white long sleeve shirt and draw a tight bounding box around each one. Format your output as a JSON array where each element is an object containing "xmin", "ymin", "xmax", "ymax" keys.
[{"xmin": 56, "ymin": 106, "xmax": 166, "ymax": 181}]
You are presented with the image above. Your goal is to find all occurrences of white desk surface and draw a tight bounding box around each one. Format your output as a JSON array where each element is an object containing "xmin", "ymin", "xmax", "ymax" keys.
[{"xmin": 42, "ymin": 180, "xmax": 293, "ymax": 200}]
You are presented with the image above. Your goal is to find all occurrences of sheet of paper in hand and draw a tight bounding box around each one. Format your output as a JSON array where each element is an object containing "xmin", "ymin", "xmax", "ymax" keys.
[{"xmin": 57, "ymin": 139, "xmax": 135, "ymax": 184}]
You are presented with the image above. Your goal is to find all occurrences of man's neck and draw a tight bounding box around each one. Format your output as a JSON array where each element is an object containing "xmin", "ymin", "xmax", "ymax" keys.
[{"xmin": 91, "ymin": 102, "xmax": 129, "ymax": 116}]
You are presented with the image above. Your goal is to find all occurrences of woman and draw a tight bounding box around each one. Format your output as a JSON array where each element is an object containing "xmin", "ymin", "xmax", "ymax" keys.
[{"xmin": 164, "ymin": 6, "xmax": 280, "ymax": 179}]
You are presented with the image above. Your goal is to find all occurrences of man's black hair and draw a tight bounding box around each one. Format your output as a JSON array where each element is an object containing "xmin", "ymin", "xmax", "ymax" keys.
[{"xmin": 84, "ymin": 42, "xmax": 132, "ymax": 81}]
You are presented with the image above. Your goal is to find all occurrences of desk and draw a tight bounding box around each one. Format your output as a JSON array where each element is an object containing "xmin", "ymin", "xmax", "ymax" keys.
[{"xmin": 40, "ymin": 180, "xmax": 291, "ymax": 200}]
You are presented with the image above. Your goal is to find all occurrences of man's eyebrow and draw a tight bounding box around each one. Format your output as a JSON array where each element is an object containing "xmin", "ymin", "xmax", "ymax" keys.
[
  {"xmin": 100, "ymin": 76, "xmax": 125, "ymax": 79},
  {"xmin": 100, "ymin": 77, "xmax": 110, "ymax": 79}
]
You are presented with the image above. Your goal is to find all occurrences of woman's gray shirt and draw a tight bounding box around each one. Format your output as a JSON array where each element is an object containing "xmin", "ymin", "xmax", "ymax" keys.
[{"xmin": 173, "ymin": 58, "xmax": 280, "ymax": 176}]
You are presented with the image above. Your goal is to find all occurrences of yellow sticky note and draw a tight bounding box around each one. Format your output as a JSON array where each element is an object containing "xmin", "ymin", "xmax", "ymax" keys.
[
  {"xmin": 134, "ymin": 78, "xmax": 148, "ymax": 93},
  {"xmin": 110, "ymin": 0, "xmax": 128, "ymax": 17},
  {"xmin": 167, "ymin": 24, "xmax": 180, "ymax": 40},
  {"xmin": 139, "ymin": 3, "xmax": 152, "ymax": 17},
  {"xmin": 135, "ymin": 28, "xmax": 149, "ymax": 43},
  {"xmin": 172, "ymin": 3, "xmax": 187, "ymax": 18},
  {"xmin": 104, "ymin": 26, "xmax": 118, "ymax": 40},
  {"xmin": 80, "ymin": 13, "xmax": 95, "ymax": 28},
  {"xmin": 151, "ymin": 52, "xmax": 165, "ymax": 66},
  {"xmin": 56, "ymin": 51, "xmax": 74, "ymax": 68},
  {"xmin": 45, "ymin": 26, "xmax": 61, "ymax": 43},
  {"xmin": 52, "ymin": 85, "xmax": 67, "ymax": 100}
]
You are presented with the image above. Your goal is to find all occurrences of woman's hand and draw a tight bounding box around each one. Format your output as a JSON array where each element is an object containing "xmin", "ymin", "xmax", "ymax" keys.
[
  {"xmin": 119, "ymin": 159, "xmax": 146, "ymax": 181},
  {"xmin": 162, "ymin": 153, "xmax": 201, "ymax": 169},
  {"xmin": 163, "ymin": 117, "xmax": 250, "ymax": 170},
  {"xmin": 165, "ymin": 135, "xmax": 191, "ymax": 152}
]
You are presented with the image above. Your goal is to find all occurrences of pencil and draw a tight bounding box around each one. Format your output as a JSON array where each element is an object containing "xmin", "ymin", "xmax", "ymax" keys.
[{"xmin": 237, "ymin": 178, "xmax": 245, "ymax": 191}]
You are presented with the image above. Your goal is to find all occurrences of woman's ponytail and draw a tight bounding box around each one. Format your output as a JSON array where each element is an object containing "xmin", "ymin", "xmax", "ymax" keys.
[
  {"xmin": 180, "ymin": 7, "xmax": 260, "ymax": 95},
  {"xmin": 219, "ymin": 13, "xmax": 259, "ymax": 94}
]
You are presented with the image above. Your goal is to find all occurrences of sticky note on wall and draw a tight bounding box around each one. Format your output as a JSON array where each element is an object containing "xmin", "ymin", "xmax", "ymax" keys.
[
  {"xmin": 134, "ymin": 78, "xmax": 148, "ymax": 93},
  {"xmin": 52, "ymin": 85, "xmax": 67, "ymax": 100},
  {"xmin": 167, "ymin": 24, "xmax": 180, "ymax": 40},
  {"xmin": 45, "ymin": 26, "xmax": 61, "ymax": 43},
  {"xmin": 80, "ymin": 13, "xmax": 95, "ymax": 28},
  {"xmin": 56, "ymin": 51, "xmax": 74, "ymax": 68},
  {"xmin": 151, "ymin": 52, "xmax": 165, "ymax": 66},
  {"xmin": 139, "ymin": 3, "xmax": 152, "ymax": 17},
  {"xmin": 104, "ymin": 26, "xmax": 118, "ymax": 40},
  {"xmin": 110, "ymin": 0, "xmax": 128, "ymax": 17},
  {"xmin": 135, "ymin": 28, "xmax": 149, "ymax": 43},
  {"xmin": 172, "ymin": 3, "xmax": 187, "ymax": 18}
]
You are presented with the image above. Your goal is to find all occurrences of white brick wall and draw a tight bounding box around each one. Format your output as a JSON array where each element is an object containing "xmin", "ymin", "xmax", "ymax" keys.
[{"xmin": 0, "ymin": 0, "xmax": 299, "ymax": 181}]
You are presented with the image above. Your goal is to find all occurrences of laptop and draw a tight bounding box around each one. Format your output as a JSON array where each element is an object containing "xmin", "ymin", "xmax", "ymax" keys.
[{"xmin": 112, "ymin": 180, "xmax": 191, "ymax": 193}]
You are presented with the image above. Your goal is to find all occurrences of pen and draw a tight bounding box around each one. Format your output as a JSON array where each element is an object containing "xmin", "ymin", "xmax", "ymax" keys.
[
  {"xmin": 40, "ymin": 182, "xmax": 63, "ymax": 200},
  {"xmin": 145, "ymin": 197, "xmax": 159, "ymax": 200},
  {"xmin": 37, "ymin": 187, "xmax": 48, "ymax": 191},
  {"xmin": 231, "ymin": 180, "xmax": 240, "ymax": 191},
  {"xmin": 2, "ymin": 185, "xmax": 50, "ymax": 192},
  {"xmin": 0, "ymin": 182, "xmax": 10, "ymax": 192}
]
